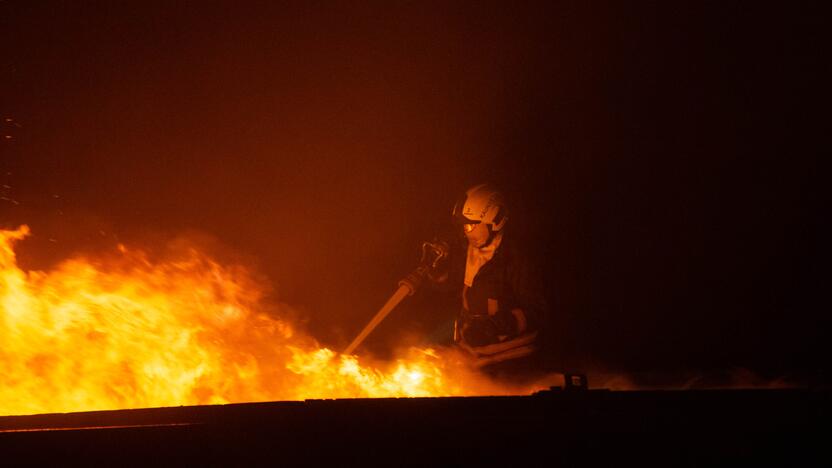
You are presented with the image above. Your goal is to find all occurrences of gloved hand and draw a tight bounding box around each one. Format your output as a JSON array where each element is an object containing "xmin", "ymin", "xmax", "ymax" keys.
[
  {"xmin": 459, "ymin": 309, "xmax": 518, "ymax": 347},
  {"xmin": 491, "ymin": 309, "xmax": 518, "ymax": 337}
]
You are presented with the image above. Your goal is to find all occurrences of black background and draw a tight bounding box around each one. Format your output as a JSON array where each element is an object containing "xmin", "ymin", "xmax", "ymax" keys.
[{"xmin": 1, "ymin": 2, "xmax": 825, "ymax": 384}]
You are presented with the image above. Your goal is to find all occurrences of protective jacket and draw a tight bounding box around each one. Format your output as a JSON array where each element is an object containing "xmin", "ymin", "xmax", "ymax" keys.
[{"xmin": 440, "ymin": 234, "xmax": 547, "ymax": 367}]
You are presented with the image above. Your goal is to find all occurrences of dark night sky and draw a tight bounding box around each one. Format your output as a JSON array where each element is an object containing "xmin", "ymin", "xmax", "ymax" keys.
[{"xmin": 1, "ymin": 2, "xmax": 826, "ymax": 382}]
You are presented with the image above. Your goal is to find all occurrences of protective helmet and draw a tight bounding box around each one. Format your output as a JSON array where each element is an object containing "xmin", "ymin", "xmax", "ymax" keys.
[{"xmin": 451, "ymin": 184, "xmax": 508, "ymax": 232}]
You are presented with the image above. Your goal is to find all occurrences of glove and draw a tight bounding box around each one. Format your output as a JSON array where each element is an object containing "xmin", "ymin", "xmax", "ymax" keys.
[
  {"xmin": 459, "ymin": 309, "xmax": 518, "ymax": 347},
  {"xmin": 491, "ymin": 309, "xmax": 518, "ymax": 337}
]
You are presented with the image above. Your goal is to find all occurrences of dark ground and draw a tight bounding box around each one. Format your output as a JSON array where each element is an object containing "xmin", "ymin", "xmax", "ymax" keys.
[{"xmin": 1, "ymin": 388, "xmax": 828, "ymax": 466}]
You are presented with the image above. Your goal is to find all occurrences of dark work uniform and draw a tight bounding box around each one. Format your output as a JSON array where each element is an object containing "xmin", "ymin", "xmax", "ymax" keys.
[{"xmin": 434, "ymin": 233, "xmax": 547, "ymax": 377}]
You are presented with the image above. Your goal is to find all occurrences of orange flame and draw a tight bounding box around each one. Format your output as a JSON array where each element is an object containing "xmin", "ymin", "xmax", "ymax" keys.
[{"xmin": 0, "ymin": 225, "xmax": 540, "ymax": 416}]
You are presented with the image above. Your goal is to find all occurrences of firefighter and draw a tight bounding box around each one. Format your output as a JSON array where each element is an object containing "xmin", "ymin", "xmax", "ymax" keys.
[{"xmin": 432, "ymin": 184, "xmax": 547, "ymax": 377}]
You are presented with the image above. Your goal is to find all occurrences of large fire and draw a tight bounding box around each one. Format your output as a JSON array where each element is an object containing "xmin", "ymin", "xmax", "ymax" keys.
[{"xmin": 0, "ymin": 225, "xmax": 542, "ymax": 416}]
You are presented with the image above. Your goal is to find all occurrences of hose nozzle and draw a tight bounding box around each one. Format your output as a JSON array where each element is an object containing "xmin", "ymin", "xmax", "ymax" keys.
[{"xmin": 398, "ymin": 240, "xmax": 449, "ymax": 295}]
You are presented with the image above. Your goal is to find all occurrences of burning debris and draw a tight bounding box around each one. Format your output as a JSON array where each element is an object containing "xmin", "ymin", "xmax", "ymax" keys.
[
  {"xmin": 0, "ymin": 225, "xmax": 545, "ymax": 417},
  {"xmin": 1, "ymin": 117, "xmax": 21, "ymax": 141},
  {"xmin": 0, "ymin": 183, "xmax": 19, "ymax": 206}
]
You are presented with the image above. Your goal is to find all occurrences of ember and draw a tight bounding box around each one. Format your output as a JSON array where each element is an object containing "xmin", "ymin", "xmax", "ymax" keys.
[{"xmin": 0, "ymin": 226, "xmax": 541, "ymax": 416}]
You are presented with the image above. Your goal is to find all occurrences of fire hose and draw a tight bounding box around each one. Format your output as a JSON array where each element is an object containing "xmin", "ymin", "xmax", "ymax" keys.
[{"xmin": 342, "ymin": 240, "xmax": 448, "ymax": 355}]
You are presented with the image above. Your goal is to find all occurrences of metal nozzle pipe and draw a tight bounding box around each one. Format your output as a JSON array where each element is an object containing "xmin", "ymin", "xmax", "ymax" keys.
[
  {"xmin": 342, "ymin": 282, "xmax": 414, "ymax": 356},
  {"xmin": 341, "ymin": 240, "xmax": 447, "ymax": 356}
]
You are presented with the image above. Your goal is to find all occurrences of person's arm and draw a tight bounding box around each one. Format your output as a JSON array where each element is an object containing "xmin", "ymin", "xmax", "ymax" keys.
[{"xmin": 506, "ymin": 245, "xmax": 547, "ymax": 334}]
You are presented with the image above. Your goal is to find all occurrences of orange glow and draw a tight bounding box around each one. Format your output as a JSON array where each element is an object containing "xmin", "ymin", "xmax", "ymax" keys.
[{"xmin": 0, "ymin": 225, "xmax": 544, "ymax": 416}]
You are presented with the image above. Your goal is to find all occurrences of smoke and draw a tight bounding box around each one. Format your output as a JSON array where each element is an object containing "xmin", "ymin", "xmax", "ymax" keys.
[{"xmin": 584, "ymin": 367, "xmax": 804, "ymax": 391}]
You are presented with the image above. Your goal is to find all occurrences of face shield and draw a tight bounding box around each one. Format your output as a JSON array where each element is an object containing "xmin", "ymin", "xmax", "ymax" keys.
[{"xmin": 464, "ymin": 222, "xmax": 490, "ymax": 248}]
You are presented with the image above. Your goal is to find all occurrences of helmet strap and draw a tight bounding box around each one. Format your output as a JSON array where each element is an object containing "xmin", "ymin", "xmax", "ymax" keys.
[{"xmin": 479, "ymin": 224, "xmax": 498, "ymax": 249}]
